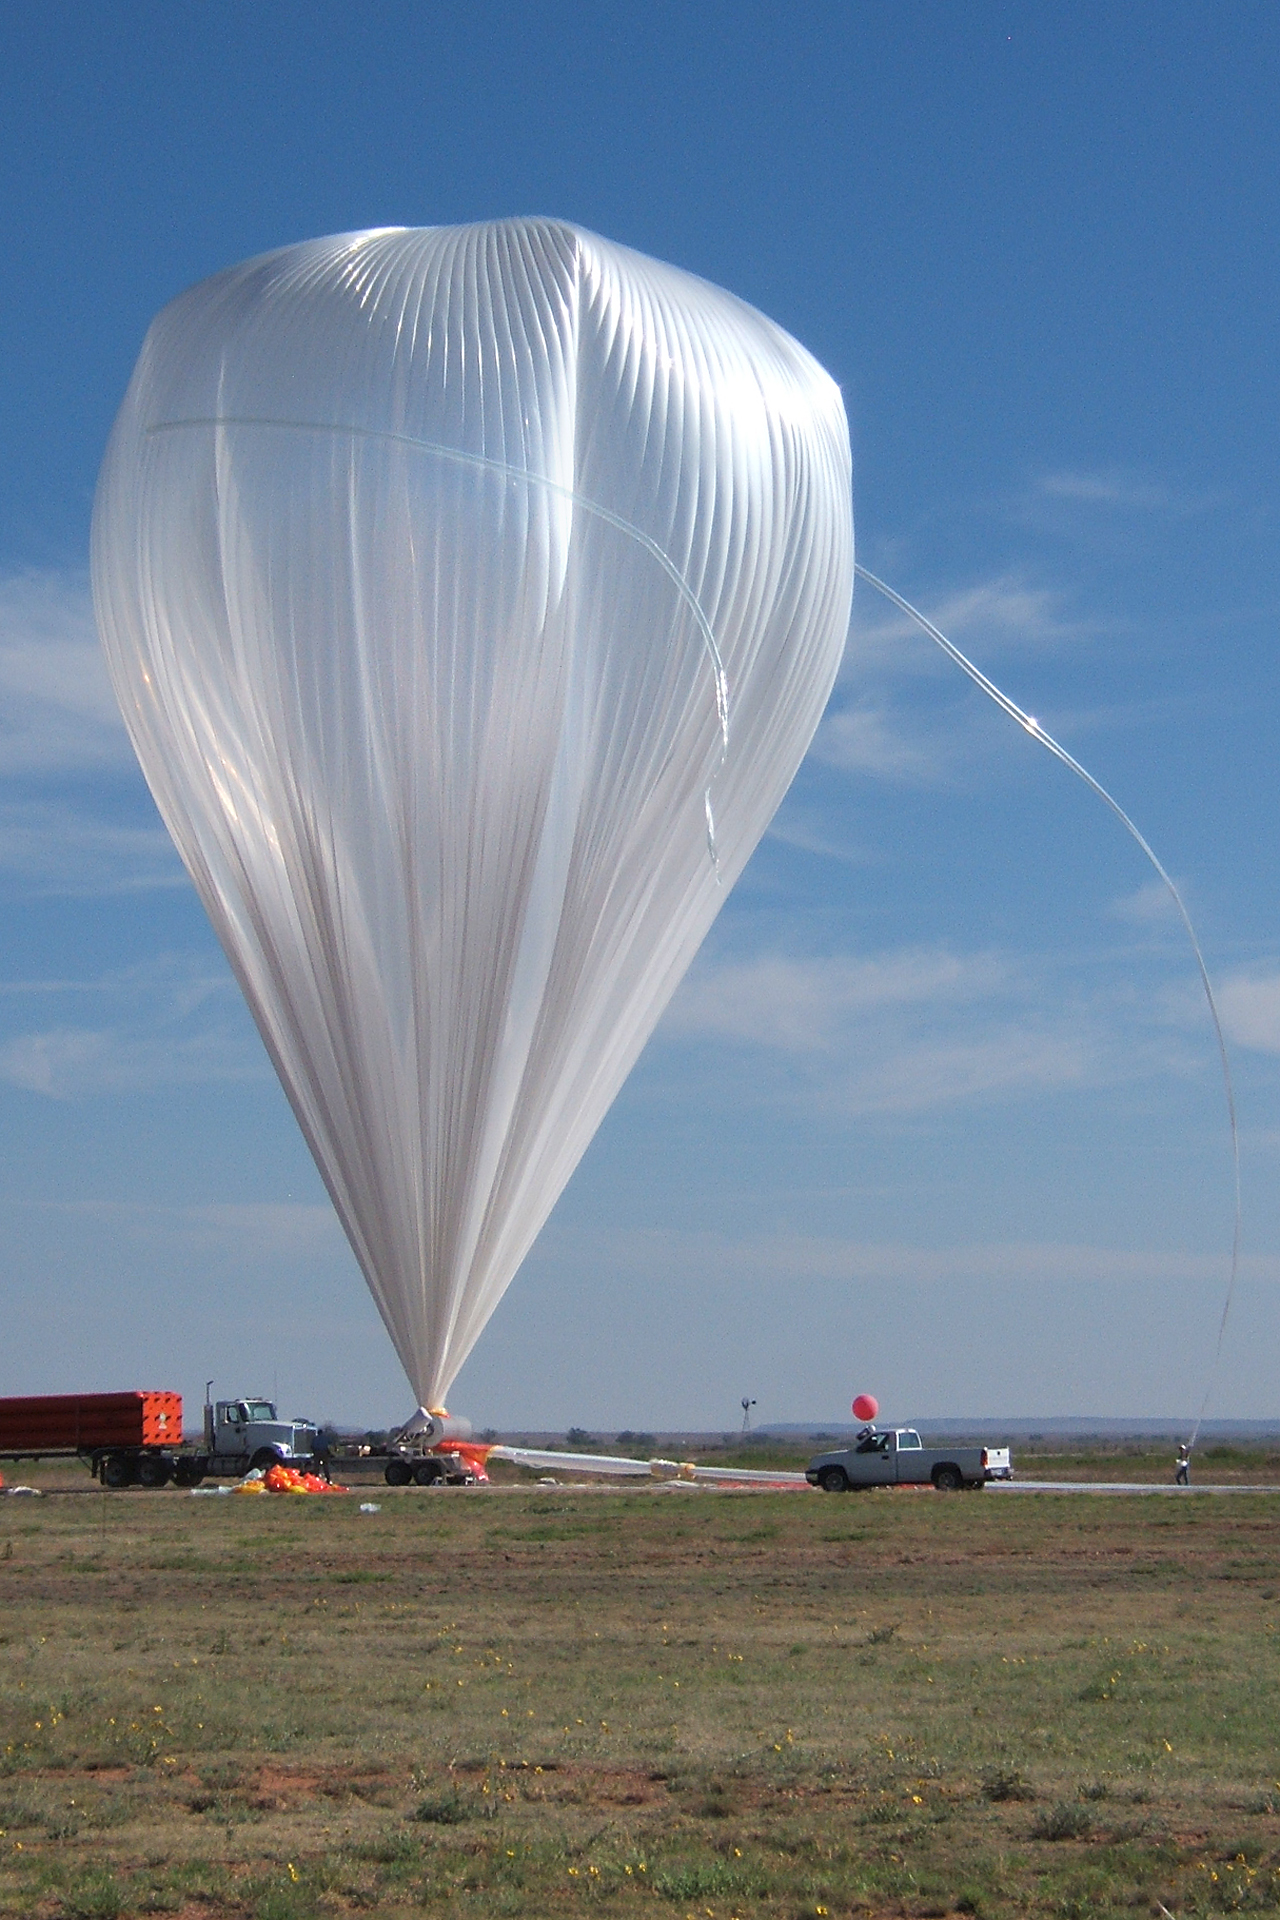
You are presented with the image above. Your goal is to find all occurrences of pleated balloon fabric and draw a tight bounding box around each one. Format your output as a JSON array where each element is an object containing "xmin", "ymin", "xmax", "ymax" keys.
[{"xmin": 92, "ymin": 221, "xmax": 854, "ymax": 1408}]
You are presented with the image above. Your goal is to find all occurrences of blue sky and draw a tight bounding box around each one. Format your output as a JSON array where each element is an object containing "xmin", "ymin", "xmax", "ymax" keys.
[{"xmin": 2, "ymin": 3, "xmax": 1278, "ymax": 1433}]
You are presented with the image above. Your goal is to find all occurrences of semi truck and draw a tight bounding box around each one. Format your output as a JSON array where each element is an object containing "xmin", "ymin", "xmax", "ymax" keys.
[
  {"xmin": 0, "ymin": 1390, "xmax": 326, "ymax": 1489},
  {"xmin": 806, "ymin": 1427, "xmax": 1013, "ymax": 1492}
]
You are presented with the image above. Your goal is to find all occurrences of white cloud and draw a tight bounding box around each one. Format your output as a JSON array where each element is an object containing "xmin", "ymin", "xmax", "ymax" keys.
[
  {"xmin": 0, "ymin": 571, "xmax": 130, "ymax": 777},
  {"xmin": 0, "ymin": 571, "xmax": 183, "ymax": 898},
  {"xmin": 664, "ymin": 948, "xmax": 1007, "ymax": 1051},
  {"xmin": 1037, "ymin": 470, "xmax": 1218, "ymax": 517},
  {"xmin": 809, "ymin": 702, "xmax": 945, "ymax": 781},
  {"xmin": 33, "ymin": 1196, "xmax": 346, "ymax": 1261},
  {"xmin": 656, "ymin": 934, "xmax": 1210, "ymax": 1121},
  {"xmin": 829, "ymin": 1026, "xmax": 1089, "ymax": 1116},
  {"xmin": 540, "ymin": 1221, "xmax": 1273, "ymax": 1291},
  {"xmin": 1218, "ymin": 970, "xmax": 1280, "ymax": 1055},
  {"xmin": 845, "ymin": 569, "xmax": 1086, "ymax": 679},
  {"xmin": 0, "ymin": 1020, "xmax": 262, "ymax": 1099},
  {"xmin": 1109, "ymin": 878, "xmax": 1181, "ymax": 926},
  {"xmin": 822, "ymin": 568, "xmax": 1105, "ymax": 789},
  {"xmin": 0, "ymin": 950, "xmax": 262, "ymax": 1098},
  {"xmin": 762, "ymin": 806, "xmax": 874, "ymax": 865},
  {"xmin": 0, "ymin": 798, "xmax": 184, "ymax": 895}
]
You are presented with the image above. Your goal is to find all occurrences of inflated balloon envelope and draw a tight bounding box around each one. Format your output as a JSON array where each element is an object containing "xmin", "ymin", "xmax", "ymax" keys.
[{"xmin": 92, "ymin": 220, "xmax": 855, "ymax": 1411}]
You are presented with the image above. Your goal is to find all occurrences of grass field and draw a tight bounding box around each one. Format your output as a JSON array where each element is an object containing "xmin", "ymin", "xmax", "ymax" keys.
[{"xmin": 3, "ymin": 1475, "xmax": 1280, "ymax": 1918}]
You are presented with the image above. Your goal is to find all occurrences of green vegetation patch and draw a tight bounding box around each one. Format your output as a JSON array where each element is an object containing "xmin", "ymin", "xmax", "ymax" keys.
[{"xmin": 2, "ymin": 1482, "xmax": 1280, "ymax": 1915}]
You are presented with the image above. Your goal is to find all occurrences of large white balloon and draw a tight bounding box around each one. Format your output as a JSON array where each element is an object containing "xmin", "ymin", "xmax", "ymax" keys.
[{"xmin": 92, "ymin": 220, "xmax": 853, "ymax": 1409}]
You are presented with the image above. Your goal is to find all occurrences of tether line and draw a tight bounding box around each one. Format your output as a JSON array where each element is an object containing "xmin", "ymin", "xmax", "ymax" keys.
[{"xmin": 855, "ymin": 562, "xmax": 1240, "ymax": 1450}]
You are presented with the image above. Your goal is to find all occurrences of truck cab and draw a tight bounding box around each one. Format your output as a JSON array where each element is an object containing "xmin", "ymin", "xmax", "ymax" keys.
[
  {"xmin": 837, "ymin": 1427, "xmax": 925, "ymax": 1484},
  {"xmin": 203, "ymin": 1398, "xmax": 324, "ymax": 1475}
]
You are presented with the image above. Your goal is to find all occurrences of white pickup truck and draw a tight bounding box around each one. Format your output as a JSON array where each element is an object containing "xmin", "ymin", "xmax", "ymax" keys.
[{"xmin": 806, "ymin": 1427, "xmax": 1013, "ymax": 1492}]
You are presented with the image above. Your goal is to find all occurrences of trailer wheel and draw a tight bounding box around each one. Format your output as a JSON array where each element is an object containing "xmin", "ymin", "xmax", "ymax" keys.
[
  {"xmin": 413, "ymin": 1460, "xmax": 443, "ymax": 1487},
  {"xmin": 932, "ymin": 1464, "xmax": 963, "ymax": 1492},
  {"xmin": 817, "ymin": 1466, "xmax": 849, "ymax": 1493},
  {"xmin": 102, "ymin": 1453, "xmax": 134, "ymax": 1489},
  {"xmin": 385, "ymin": 1458, "xmax": 412, "ymax": 1486},
  {"xmin": 172, "ymin": 1460, "xmax": 205, "ymax": 1488},
  {"xmin": 137, "ymin": 1455, "xmax": 172, "ymax": 1489}
]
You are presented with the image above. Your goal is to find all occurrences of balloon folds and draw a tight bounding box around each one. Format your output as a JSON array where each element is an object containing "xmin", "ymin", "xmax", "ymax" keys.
[{"xmin": 92, "ymin": 221, "xmax": 854, "ymax": 1407}]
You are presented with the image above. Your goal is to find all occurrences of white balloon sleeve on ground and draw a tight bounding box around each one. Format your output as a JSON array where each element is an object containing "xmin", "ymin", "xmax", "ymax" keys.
[
  {"xmin": 92, "ymin": 221, "xmax": 853, "ymax": 1409},
  {"xmin": 488, "ymin": 1447, "xmax": 811, "ymax": 1487}
]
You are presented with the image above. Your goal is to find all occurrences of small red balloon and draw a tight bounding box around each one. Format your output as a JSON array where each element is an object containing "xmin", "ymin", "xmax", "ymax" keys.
[{"xmin": 852, "ymin": 1393, "xmax": 879, "ymax": 1423}]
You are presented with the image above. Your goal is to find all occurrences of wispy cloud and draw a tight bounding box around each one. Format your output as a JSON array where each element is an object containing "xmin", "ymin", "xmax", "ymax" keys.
[
  {"xmin": 1109, "ymin": 878, "xmax": 1181, "ymax": 926},
  {"xmin": 664, "ymin": 949, "xmax": 1008, "ymax": 1052},
  {"xmin": 808, "ymin": 702, "xmax": 945, "ymax": 781},
  {"xmin": 0, "ymin": 1021, "xmax": 261, "ymax": 1099},
  {"xmin": 829, "ymin": 1026, "xmax": 1090, "ymax": 1116},
  {"xmin": 543, "ymin": 1221, "xmax": 1271, "ymax": 1290},
  {"xmin": 658, "ymin": 936, "xmax": 1209, "ymax": 1120},
  {"xmin": 821, "ymin": 567, "xmax": 1106, "ymax": 788},
  {"xmin": 1218, "ymin": 970, "xmax": 1280, "ymax": 1055},
  {"xmin": 0, "ymin": 798, "xmax": 183, "ymax": 895},
  {"xmin": 0, "ymin": 570, "xmax": 130, "ymax": 777},
  {"xmin": 762, "ymin": 805, "xmax": 875, "ymax": 866},
  {"xmin": 1038, "ymin": 469, "xmax": 1220, "ymax": 517},
  {"xmin": 23, "ymin": 1196, "xmax": 345, "ymax": 1261},
  {"xmin": 0, "ymin": 951, "xmax": 262, "ymax": 1098},
  {"xmin": 0, "ymin": 570, "xmax": 184, "ymax": 898},
  {"xmin": 845, "ymin": 568, "xmax": 1088, "ymax": 678}
]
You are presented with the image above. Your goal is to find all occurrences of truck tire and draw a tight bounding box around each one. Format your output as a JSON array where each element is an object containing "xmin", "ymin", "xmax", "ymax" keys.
[
  {"xmin": 137, "ymin": 1455, "xmax": 172, "ymax": 1489},
  {"xmin": 385, "ymin": 1458, "xmax": 413, "ymax": 1486},
  {"xmin": 817, "ymin": 1466, "xmax": 849, "ymax": 1493},
  {"xmin": 102, "ymin": 1453, "xmax": 134, "ymax": 1489},
  {"xmin": 172, "ymin": 1460, "xmax": 205, "ymax": 1488},
  {"xmin": 932, "ymin": 1464, "xmax": 963, "ymax": 1492},
  {"xmin": 250, "ymin": 1448, "xmax": 280, "ymax": 1473},
  {"xmin": 414, "ymin": 1460, "xmax": 443, "ymax": 1486}
]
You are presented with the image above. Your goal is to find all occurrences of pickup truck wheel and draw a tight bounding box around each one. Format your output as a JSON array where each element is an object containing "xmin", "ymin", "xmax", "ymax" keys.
[
  {"xmin": 817, "ymin": 1466, "xmax": 849, "ymax": 1493},
  {"xmin": 384, "ymin": 1458, "xmax": 413, "ymax": 1486},
  {"xmin": 250, "ymin": 1448, "xmax": 280, "ymax": 1473},
  {"xmin": 137, "ymin": 1455, "xmax": 171, "ymax": 1488},
  {"xmin": 413, "ymin": 1460, "xmax": 443, "ymax": 1486},
  {"xmin": 932, "ymin": 1464, "xmax": 963, "ymax": 1492},
  {"xmin": 102, "ymin": 1453, "xmax": 133, "ymax": 1489}
]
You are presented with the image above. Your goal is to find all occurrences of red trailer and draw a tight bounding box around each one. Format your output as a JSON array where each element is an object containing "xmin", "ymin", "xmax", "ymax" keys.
[
  {"xmin": 0, "ymin": 1391, "xmax": 182, "ymax": 1456},
  {"xmin": 0, "ymin": 1391, "xmax": 188, "ymax": 1486}
]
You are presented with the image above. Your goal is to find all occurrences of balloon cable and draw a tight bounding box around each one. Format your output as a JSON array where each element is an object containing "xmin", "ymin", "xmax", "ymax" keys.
[{"xmin": 854, "ymin": 563, "xmax": 1240, "ymax": 1450}]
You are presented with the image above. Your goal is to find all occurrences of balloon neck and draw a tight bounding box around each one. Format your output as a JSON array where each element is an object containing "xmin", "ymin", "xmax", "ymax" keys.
[{"xmin": 400, "ymin": 1405, "xmax": 473, "ymax": 1445}]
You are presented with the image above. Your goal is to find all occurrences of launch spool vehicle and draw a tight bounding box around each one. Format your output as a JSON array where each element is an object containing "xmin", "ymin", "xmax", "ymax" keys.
[{"xmin": 382, "ymin": 1410, "xmax": 490, "ymax": 1486}]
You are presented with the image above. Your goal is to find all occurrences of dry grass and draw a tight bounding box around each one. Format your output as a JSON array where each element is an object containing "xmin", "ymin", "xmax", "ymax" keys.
[{"xmin": 2, "ymin": 1476, "xmax": 1280, "ymax": 1917}]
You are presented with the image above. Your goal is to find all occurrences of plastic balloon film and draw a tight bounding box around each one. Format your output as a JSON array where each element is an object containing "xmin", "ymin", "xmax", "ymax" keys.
[{"xmin": 93, "ymin": 221, "xmax": 854, "ymax": 1406}]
